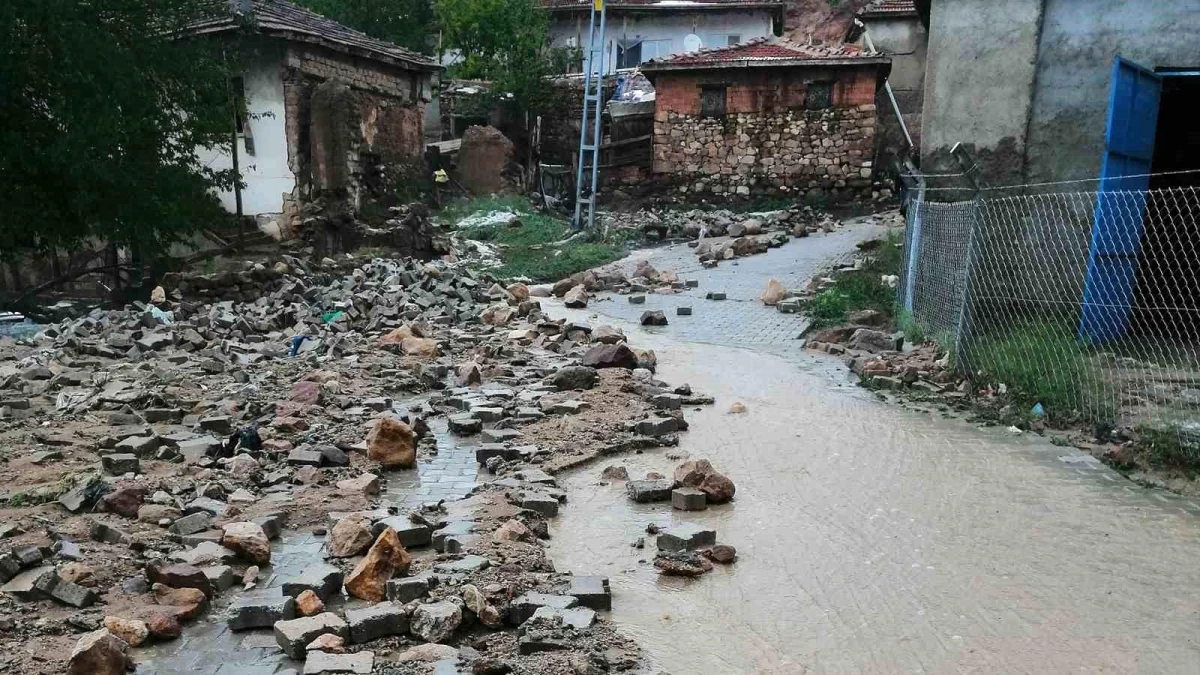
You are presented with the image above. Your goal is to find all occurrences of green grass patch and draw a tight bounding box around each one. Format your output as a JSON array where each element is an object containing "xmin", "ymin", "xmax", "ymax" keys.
[
  {"xmin": 804, "ymin": 233, "xmax": 903, "ymax": 328},
  {"xmin": 438, "ymin": 195, "xmax": 631, "ymax": 282},
  {"xmin": 1132, "ymin": 424, "xmax": 1200, "ymax": 477},
  {"xmin": 966, "ymin": 321, "xmax": 1112, "ymax": 422}
]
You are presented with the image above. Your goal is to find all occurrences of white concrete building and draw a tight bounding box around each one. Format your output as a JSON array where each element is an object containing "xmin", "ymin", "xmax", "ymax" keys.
[
  {"xmin": 542, "ymin": 0, "xmax": 784, "ymax": 75},
  {"xmin": 188, "ymin": 1, "xmax": 439, "ymax": 230}
]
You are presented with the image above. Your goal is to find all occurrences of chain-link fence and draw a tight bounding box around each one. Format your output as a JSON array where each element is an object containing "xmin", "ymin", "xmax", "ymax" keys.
[{"xmin": 900, "ymin": 184, "xmax": 1200, "ymax": 440}]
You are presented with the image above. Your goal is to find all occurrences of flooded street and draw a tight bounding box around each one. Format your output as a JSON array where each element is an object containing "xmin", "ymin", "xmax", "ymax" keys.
[{"xmin": 547, "ymin": 232, "xmax": 1200, "ymax": 674}]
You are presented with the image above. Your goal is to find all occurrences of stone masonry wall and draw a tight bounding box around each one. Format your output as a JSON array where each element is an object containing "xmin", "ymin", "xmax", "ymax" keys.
[
  {"xmin": 279, "ymin": 43, "xmax": 432, "ymax": 232},
  {"xmin": 652, "ymin": 66, "xmax": 880, "ymax": 201}
]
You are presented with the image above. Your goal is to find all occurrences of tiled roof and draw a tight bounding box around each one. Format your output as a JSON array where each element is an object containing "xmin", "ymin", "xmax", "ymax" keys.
[
  {"xmin": 858, "ymin": 0, "xmax": 918, "ymax": 18},
  {"xmin": 539, "ymin": 0, "xmax": 783, "ymax": 10},
  {"xmin": 187, "ymin": 1, "xmax": 438, "ymax": 70},
  {"xmin": 642, "ymin": 36, "xmax": 884, "ymax": 69}
]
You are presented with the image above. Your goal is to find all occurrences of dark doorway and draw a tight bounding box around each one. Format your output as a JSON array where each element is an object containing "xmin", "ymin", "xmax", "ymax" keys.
[{"xmin": 1132, "ymin": 72, "xmax": 1200, "ymax": 339}]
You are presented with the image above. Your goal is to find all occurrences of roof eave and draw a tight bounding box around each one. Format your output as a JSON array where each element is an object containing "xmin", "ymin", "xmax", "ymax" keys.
[
  {"xmin": 642, "ymin": 55, "xmax": 892, "ymax": 73},
  {"xmin": 543, "ymin": 2, "xmax": 785, "ymax": 16},
  {"xmin": 187, "ymin": 22, "xmax": 441, "ymax": 72}
]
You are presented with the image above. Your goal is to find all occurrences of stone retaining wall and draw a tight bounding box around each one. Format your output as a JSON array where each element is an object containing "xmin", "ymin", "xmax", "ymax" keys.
[{"xmin": 650, "ymin": 65, "xmax": 882, "ymax": 202}]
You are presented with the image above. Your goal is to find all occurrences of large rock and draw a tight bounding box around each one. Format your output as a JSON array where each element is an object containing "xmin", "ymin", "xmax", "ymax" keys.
[
  {"xmin": 461, "ymin": 584, "xmax": 502, "ymax": 627},
  {"xmin": 152, "ymin": 583, "xmax": 208, "ymax": 621},
  {"xmin": 848, "ymin": 328, "xmax": 903, "ymax": 353},
  {"xmin": 591, "ymin": 325, "xmax": 625, "ymax": 344},
  {"xmin": 344, "ymin": 528, "xmax": 412, "ymax": 602},
  {"xmin": 563, "ymin": 285, "xmax": 589, "ymax": 308},
  {"xmin": 410, "ymin": 599, "xmax": 463, "ymax": 643},
  {"xmin": 581, "ymin": 343, "xmax": 638, "ymax": 369},
  {"xmin": 366, "ymin": 418, "xmax": 416, "ymax": 469},
  {"xmin": 67, "ymin": 629, "xmax": 128, "ymax": 675},
  {"xmin": 550, "ymin": 365, "xmax": 598, "ymax": 391},
  {"xmin": 458, "ymin": 125, "xmax": 513, "ymax": 194},
  {"xmin": 760, "ymin": 278, "xmax": 787, "ymax": 306},
  {"xmin": 673, "ymin": 458, "xmax": 736, "ymax": 504},
  {"xmin": 221, "ymin": 522, "xmax": 271, "ymax": 565},
  {"xmin": 328, "ymin": 516, "xmax": 374, "ymax": 558}
]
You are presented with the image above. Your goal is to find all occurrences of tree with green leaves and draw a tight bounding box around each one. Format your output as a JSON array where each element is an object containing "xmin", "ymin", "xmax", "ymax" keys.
[
  {"xmin": 434, "ymin": 0, "xmax": 562, "ymax": 113},
  {"xmin": 297, "ymin": 0, "xmax": 435, "ymax": 55},
  {"xmin": 0, "ymin": 0, "xmax": 238, "ymax": 268}
]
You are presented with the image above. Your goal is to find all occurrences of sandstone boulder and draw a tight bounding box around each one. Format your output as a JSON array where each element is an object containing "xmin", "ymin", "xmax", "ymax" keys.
[
  {"xmin": 328, "ymin": 515, "xmax": 374, "ymax": 558},
  {"xmin": 344, "ymin": 528, "xmax": 413, "ymax": 602},
  {"xmin": 366, "ymin": 417, "xmax": 416, "ymax": 469},
  {"xmin": 221, "ymin": 521, "xmax": 271, "ymax": 565},
  {"xmin": 67, "ymin": 629, "xmax": 128, "ymax": 675}
]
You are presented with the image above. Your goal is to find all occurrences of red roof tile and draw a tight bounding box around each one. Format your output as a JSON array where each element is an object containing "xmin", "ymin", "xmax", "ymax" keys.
[
  {"xmin": 859, "ymin": 0, "xmax": 918, "ymax": 18},
  {"xmin": 539, "ymin": 0, "xmax": 779, "ymax": 7},
  {"xmin": 643, "ymin": 36, "xmax": 880, "ymax": 68}
]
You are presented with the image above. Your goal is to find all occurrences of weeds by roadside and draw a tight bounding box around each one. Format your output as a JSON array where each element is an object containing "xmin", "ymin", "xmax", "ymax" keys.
[
  {"xmin": 438, "ymin": 195, "xmax": 633, "ymax": 282},
  {"xmin": 803, "ymin": 232, "xmax": 902, "ymax": 328}
]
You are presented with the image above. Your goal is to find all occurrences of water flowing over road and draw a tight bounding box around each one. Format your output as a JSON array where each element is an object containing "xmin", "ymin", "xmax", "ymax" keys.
[{"xmin": 547, "ymin": 221, "xmax": 1200, "ymax": 674}]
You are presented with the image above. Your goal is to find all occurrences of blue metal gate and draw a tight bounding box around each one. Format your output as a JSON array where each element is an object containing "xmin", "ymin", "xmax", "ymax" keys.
[{"xmin": 1078, "ymin": 56, "xmax": 1162, "ymax": 344}]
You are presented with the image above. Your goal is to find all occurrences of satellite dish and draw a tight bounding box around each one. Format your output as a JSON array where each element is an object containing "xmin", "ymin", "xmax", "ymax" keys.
[{"xmin": 683, "ymin": 34, "xmax": 703, "ymax": 53}]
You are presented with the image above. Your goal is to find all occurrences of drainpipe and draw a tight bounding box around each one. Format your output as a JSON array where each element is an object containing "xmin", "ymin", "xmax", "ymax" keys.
[{"xmin": 856, "ymin": 19, "xmax": 913, "ymax": 153}]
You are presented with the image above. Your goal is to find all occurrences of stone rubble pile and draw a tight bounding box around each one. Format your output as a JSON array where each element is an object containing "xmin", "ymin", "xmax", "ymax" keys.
[
  {"xmin": 600, "ymin": 204, "xmax": 842, "ymax": 243},
  {"xmin": 0, "ymin": 246, "xmax": 717, "ymax": 673}
]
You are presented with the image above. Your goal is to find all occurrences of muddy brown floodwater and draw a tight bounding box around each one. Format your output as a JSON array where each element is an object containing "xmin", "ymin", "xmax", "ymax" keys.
[{"xmin": 546, "ymin": 311, "xmax": 1200, "ymax": 674}]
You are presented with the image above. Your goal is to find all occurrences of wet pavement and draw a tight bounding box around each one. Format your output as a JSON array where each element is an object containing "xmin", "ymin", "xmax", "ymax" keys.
[
  {"xmin": 135, "ymin": 419, "xmax": 480, "ymax": 675},
  {"xmin": 546, "ymin": 221, "xmax": 1200, "ymax": 674}
]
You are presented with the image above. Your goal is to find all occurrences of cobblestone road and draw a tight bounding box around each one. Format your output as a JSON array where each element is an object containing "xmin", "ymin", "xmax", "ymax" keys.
[
  {"xmin": 135, "ymin": 420, "xmax": 480, "ymax": 675},
  {"xmin": 585, "ymin": 219, "xmax": 886, "ymax": 355},
  {"xmin": 548, "ymin": 221, "xmax": 1200, "ymax": 674}
]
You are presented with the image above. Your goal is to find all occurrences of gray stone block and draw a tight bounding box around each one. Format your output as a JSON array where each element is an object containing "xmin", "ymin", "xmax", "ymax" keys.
[
  {"xmin": 634, "ymin": 416, "xmax": 679, "ymax": 436},
  {"xmin": 657, "ymin": 524, "xmax": 716, "ymax": 552},
  {"xmin": 567, "ymin": 575, "xmax": 611, "ymax": 611},
  {"xmin": 346, "ymin": 602, "xmax": 409, "ymax": 644},
  {"xmin": 101, "ymin": 453, "xmax": 139, "ymax": 475},
  {"xmin": 431, "ymin": 521, "xmax": 474, "ymax": 553},
  {"xmin": 386, "ymin": 576, "xmax": 431, "ymax": 603},
  {"xmin": 521, "ymin": 494, "xmax": 559, "ymax": 517},
  {"xmin": 274, "ymin": 612, "xmax": 349, "ymax": 658},
  {"xmin": 482, "ymin": 428, "xmax": 522, "ymax": 444},
  {"xmin": 671, "ymin": 488, "xmax": 708, "ymax": 511},
  {"xmin": 508, "ymin": 592, "xmax": 578, "ymax": 625},
  {"xmin": 432, "ymin": 555, "xmax": 490, "ymax": 575},
  {"xmin": 169, "ymin": 512, "xmax": 212, "ymax": 536},
  {"xmin": 370, "ymin": 517, "xmax": 432, "ymax": 548},
  {"xmin": 203, "ymin": 565, "xmax": 235, "ymax": 592},
  {"xmin": 282, "ymin": 564, "xmax": 344, "ymax": 601},
  {"xmin": 228, "ymin": 594, "xmax": 296, "ymax": 631},
  {"xmin": 303, "ymin": 651, "xmax": 373, "ymax": 674},
  {"xmin": 625, "ymin": 479, "xmax": 674, "ymax": 503}
]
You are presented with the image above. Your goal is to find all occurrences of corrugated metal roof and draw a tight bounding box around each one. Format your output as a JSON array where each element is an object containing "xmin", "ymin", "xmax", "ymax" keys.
[
  {"xmin": 187, "ymin": 0, "xmax": 438, "ymax": 70},
  {"xmin": 858, "ymin": 0, "xmax": 918, "ymax": 18},
  {"xmin": 642, "ymin": 36, "xmax": 882, "ymax": 69}
]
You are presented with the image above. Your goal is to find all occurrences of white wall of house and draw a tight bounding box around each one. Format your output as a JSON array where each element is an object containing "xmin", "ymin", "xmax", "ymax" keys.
[
  {"xmin": 548, "ymin": 9, "xmax": 774, "ymax": 74},
  {"xmin": 195, "ymin": 49, "xmax": 295, "ymax": 217}
]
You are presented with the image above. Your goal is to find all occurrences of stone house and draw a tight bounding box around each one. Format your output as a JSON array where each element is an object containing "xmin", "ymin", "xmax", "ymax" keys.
[
  {"xmin": 188, "ymin": 1, "xmax": 441, "ymax": 236},
  {"xmin": 642, "ymin": 36, "xmax": 890, "ymax": 200},
  {"xmin": 542, "ymin": 0, "xmax": 785, "ymax": 74}
]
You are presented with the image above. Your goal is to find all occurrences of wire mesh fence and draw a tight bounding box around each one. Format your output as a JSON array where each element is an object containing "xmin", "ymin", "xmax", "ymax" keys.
[{"xmin": 900, "ymin": 185, "xmax": 1200, "ymax": 442}]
